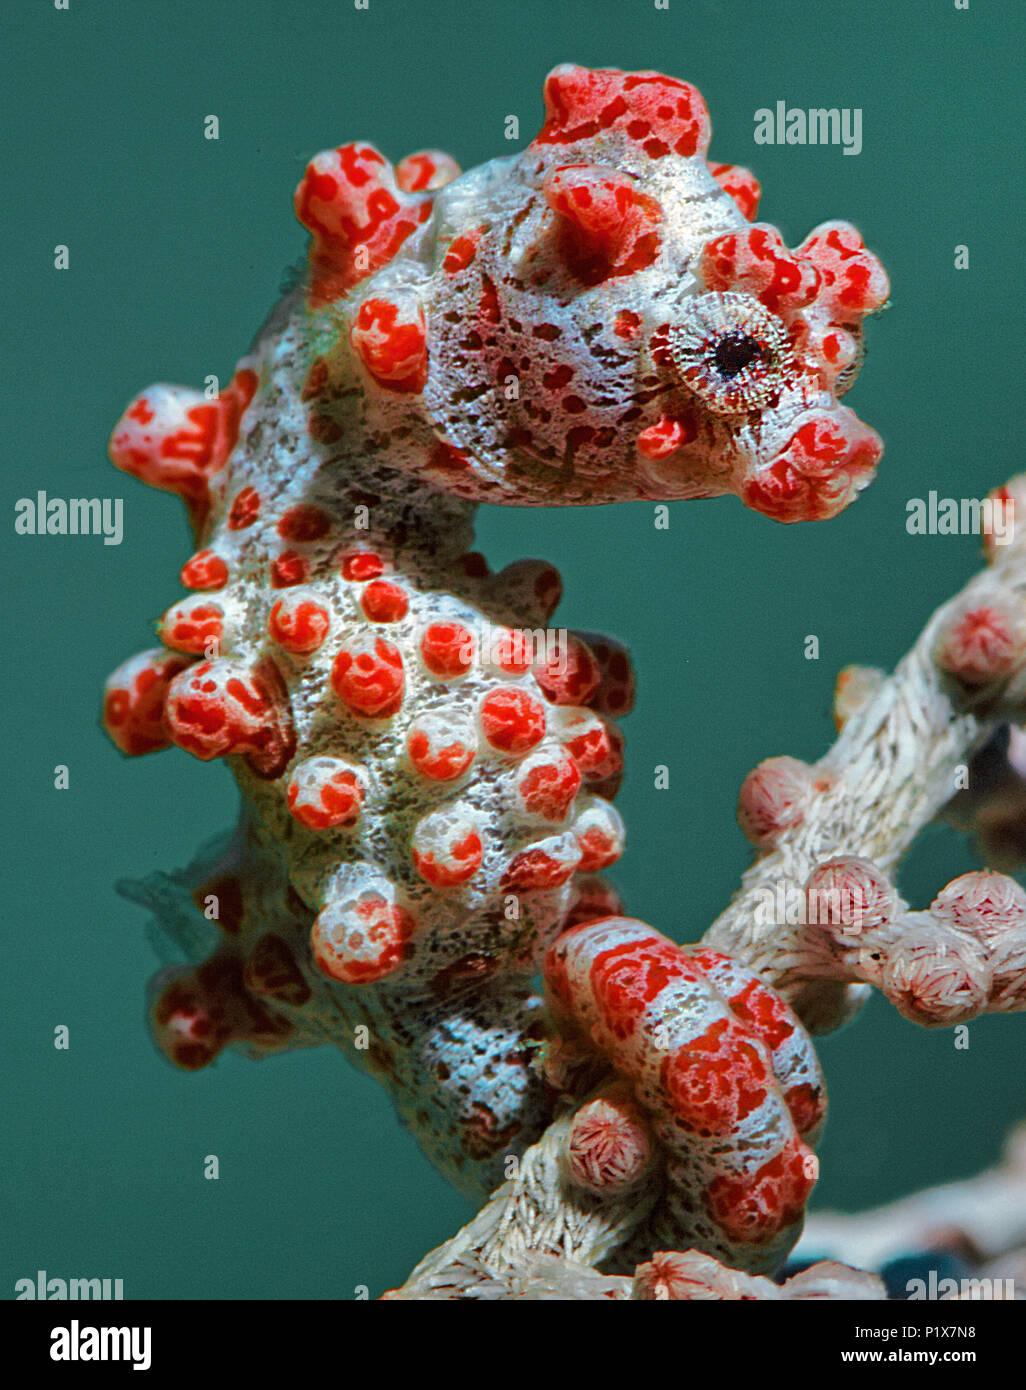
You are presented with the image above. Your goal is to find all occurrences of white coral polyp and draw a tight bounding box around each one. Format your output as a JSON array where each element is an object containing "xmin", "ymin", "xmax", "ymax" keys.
[{"xmin": 930, "ymin": 870, "xmax": 1026, "ymax": 948}]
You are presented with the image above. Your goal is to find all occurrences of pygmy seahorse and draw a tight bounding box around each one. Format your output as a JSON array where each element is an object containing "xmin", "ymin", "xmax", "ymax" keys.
[{"xmin": 103, "ymin": 65, "xmax": 887, "ymax": 1272}]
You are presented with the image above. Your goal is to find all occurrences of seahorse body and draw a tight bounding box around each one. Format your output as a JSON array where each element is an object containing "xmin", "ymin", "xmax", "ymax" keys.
[{"xmin": 103, "ymin": 66, "xmax": 887, "ymax": 1257}]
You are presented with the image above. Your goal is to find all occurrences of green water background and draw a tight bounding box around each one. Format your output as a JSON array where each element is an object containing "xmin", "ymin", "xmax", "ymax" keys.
[{"xmin": 2, "ymin": 0, "xmax": 1023, "ymax": 1298}]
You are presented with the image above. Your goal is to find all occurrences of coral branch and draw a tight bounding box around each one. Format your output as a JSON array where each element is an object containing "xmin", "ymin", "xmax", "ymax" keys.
[{"xmin": 703, "ymin": 481, "xmax": 1026, "ymax": 1028}]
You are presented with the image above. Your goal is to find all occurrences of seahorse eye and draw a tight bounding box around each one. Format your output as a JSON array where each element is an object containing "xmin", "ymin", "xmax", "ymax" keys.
[
  {"xmin": 713, "ymin": 330, "xmax": 766, "ymax": 379},
  {"xmin": 668, "ymin": 291, "xmax": 793, "ymax": 415}
]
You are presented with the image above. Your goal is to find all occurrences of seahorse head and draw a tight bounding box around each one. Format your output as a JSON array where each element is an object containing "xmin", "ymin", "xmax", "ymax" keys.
[{"xmin": 295, "ymin": 64, "xmax": 889, "ymax": 522}]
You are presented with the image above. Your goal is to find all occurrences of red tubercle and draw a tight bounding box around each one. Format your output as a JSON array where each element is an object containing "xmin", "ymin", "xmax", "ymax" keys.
[
  {"xmin": 269, "ymin": 551, "xmax": 310, "ymax": 588},
  {"xmin": 718, "ymin": 976, "xmax": 796, "ymax": 1052},
  {"xmin": 783, "ymin": 1082, "xmax": 827, "ymax": 1140},
  {"xmin": 480, "ymin": 686, "xmax": 547, "ymax": 754},
  {"xmin": 704, "ymin": 1136, "xmax": 815, "ymax": 1245},
  {"xmin": 395, "ymin": 149, "xmax": 461, "ymax": 193},
  {"xmin": 311, "ymin": 894, "xmax": 417, "ymax": 984},
  {"xmin": 701, "ymin": 224, "xmax": 820, "ymax": 318},
  {"xmin": 795, "ymin": 221, "xmax": 890, "ymax": 322},
  {"xmin": 163, "ymin": 657, "xmax": 295, "ymax": 777},
  {"xmin": 109, "ymin": 390, "xmax": 215, "ymax": 520},
  {"xmin": 349, "ymin": 296, "xmax": 428, "ymax": 393},
  {"xmin": 544, "ymin": 164, "xmax": 662, "ymax": 283},
  {"xmin": 502, "ymin": 837, "xmax": 582, "ymax": 892},
  {"xmin": 420, "ymin": 622, "xmax": 475, "ymax": 677},
  {"xmin": 573, "ymin": 811, "xmax": 623, "ymax": 872},
  {"xmin": 443, "ymin": 226, "xmax": 486, "ymax": 275},
  {"xmin": 287, "ymin": 757, "xmax": 364, "ymax": 830},
  {"xmin": 636, "ymin": 412, "xmax": 696, "ymax": 461},
  {"xmin": 406, "ymin": 714, "xmax": 477, "ymax": 781},
  {"xmin": 742, "ymin": 411, "xmax": 883, "ymax": 524},
  {"xmin": 614, "ymin": 310, "xmax": 641, "ymax": 340},
  {"xmin": 534, "ymin": 633, "xmax": 601, "ymax": 706},
  {"xmin": 660, "ymin": 1016, "xmax": 770, "ymax": 1135},
  {"xmin": 559, "ymin": 709, "xmax": 624, "ymax": 782},
  {"xmin": 103, "ymin": 649, "xmax": 194, "ymax": 756},
  {"xmin": 516, "ymin": 748, "xmax": 582, "ymax": 821},
  {"xmin": 708, "ymin": 162, "xmax": 761, "ymax": 221},
  {"xmin": 532, "ymin": 65, "xmax": 711, "ymax": 160},
  {"xmin": 277, "ymin": 504, "xmax": 331, "ymax": 543},
  {"xmin": 340, "ymin": 549, "xmax": 385, "ymax": 582},
  {"xmin": 331, "ymin": 636, "xmax": 405, "ymax": 717},
  {"xmin": 109, "ymin": 370, "xmax": 256, "ymax": 529},
  {"xmin": 490, "ymin": 628, "xmax": 534, "ymax": 676},
  {"xmin": 294, "ymin": 142, "xmax": 432, "ymax": 303},
  {"xmin": 361, "ymin": 580, "xmax": 409, "ymax": 622},
  {"xmin": 588, "ymin": 935, "xmax": 697, "ymax": 1041},
  {"xmin": 227, "ymin": 486, "xmax": 261, "ymax": 530},
  {"xmin": 180, "ymin": 550, "xmax": 229, "ymax": 591},
  {"xmin": 268, "ymin": 593, "xmax": 331, "ymax": 654},
  {"xmin": 411, "ymin": 812, "xmax": 484, "ymax": 888},
  {"xmin": 159, "ymin": 598, "xmax": 224, "ymax": 655}
]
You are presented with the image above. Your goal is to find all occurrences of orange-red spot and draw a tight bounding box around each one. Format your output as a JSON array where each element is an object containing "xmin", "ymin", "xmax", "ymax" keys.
[
  {"xmin": 340, "ymin": 550, "xmax": 385, "ymax": 581},
  {"xmin": 443, "ymin": 227, "xmax": 485, "ymax": 274},
  {"xmin": 361, "ymin": 580, "xmax": 409, "ymax": 622},
  {"xmin": 480, "ymin": 687, "xmax": 546, "ymax": 754},
  {"xmin": 421, "ymin": 622, "xmax": 474, "ymax": 677},
  {"xmin": 331, "ymin": 638, "xmax": 405, "ymax": 717},
  {"xmin": 661, "ymin": 1017, "xmax": 770, "ymax": 1134},
  {"xmin": 180, "ymin": 550, "xmax": 228, "ymax": 590},
  {"xmin": 227, "ymin": 487, "xmax": 260, "ymax": 530},
  {"xmin": 277, "ymin": 505, "xmax": 331, "ymax": 542},
  {"xmin": 349, "ymin": 297, "xmax": 427, "ymax": 393}
]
